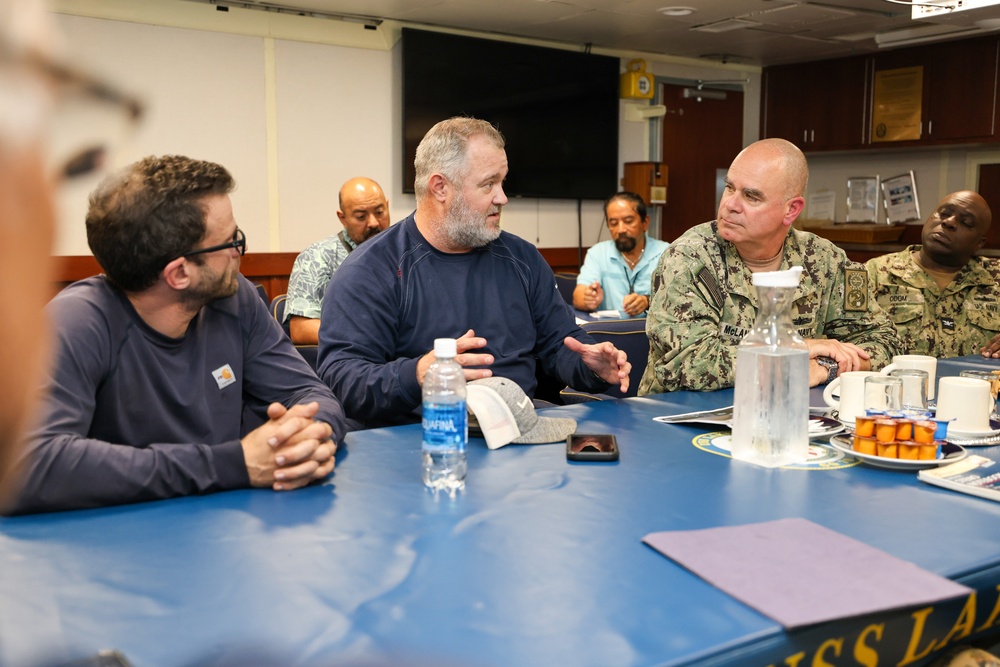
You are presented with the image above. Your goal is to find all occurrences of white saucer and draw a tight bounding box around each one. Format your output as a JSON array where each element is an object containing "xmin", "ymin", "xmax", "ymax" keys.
[
  {"xmin": 809, "ymin": 416, "xmax": 845, "ymax": 439},
  {"xmin": 946, "ymin": 419, "xmax": 1000, "ymax": 440},
  {"xmin": 828, "ymin": 435, "xmax": 966, "ymax": 471}
]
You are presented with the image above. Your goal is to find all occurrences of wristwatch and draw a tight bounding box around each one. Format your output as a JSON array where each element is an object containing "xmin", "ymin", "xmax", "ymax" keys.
[{"xmin": 816, "ymin": 356, "xmax": 839, "ymax": 385}]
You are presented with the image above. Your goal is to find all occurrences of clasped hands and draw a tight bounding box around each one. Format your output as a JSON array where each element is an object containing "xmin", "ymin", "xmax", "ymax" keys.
[
  {"xmin": 580, "ymin": 281, "xmax": 648, "ymax": 317},
  {"xmin": 805, "ymin": 338, "xmax": 871, "ymax": 387},
  {"xmin": 416, "ymin": 329, "xmax": 631, "ymax": 393},
  {"xmin": 242, "ymin": 401, "xmax": 336, "ymax": 491}
]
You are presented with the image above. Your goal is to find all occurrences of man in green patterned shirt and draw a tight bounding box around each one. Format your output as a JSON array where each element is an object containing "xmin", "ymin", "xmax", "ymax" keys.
[
  {"xmin": 639, "ymin": 139, "xmax": 899, "ymax": 394},
  {"xmin": 866, "ymin": 191, "xmax": 997, "ymax": 358},
  {"xmin": 285, "ymin": 177, "xmax": 389, "ymax": 344}
]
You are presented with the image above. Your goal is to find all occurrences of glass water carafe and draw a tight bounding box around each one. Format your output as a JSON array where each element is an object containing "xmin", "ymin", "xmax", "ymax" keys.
[{"xmin": 731, "ymin": 266, "xmax": 810, "ymax": 468}]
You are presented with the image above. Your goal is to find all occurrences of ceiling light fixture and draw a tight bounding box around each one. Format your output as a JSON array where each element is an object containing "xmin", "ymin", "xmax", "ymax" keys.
[
  {"xmin": 691, "ymin": 18, "xmax": 760, "ymax": 33},
  {"xmin": 658, "ymin": 6, "xmax": 696, "ymax": 16},
  {"xmin": 875, "ymin": 23, "xmax": 984, "ymax": 47}
]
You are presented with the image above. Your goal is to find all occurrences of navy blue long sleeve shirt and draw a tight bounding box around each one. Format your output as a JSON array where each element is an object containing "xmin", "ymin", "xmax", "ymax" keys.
[
  {"xmin": 318, "ymin": 213, "xmax": 608, "ymax": 427},
  {"xmin": 7, "ymin": 275, "xmax": 346, "ymax": 514}
]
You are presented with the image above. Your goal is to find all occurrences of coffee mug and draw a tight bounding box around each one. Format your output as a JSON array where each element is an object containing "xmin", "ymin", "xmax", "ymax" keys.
[
  {"xmin": 823, "ymin": 371, "xmax": 880, "ymax": 423},
  {"xmin": 881, "ymin": 355, "xmax": 937, "ymax": 400},
  {"xmin": 936, "ymin": 376, "xmax": 993, "ymax": 433}
]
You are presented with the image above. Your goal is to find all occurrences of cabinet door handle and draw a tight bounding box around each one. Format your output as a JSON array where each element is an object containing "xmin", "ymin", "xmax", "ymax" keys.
[
  {"xmin": 803, "ymin": 130, "xmax": 808, "ymax": 143},
  {"xmin": 810, "ymin": 129, "xmax": 815, "ymax": 143},
  {"xmin": 928, "ymin": 120, "xmax": 933, "ymax": 136}
]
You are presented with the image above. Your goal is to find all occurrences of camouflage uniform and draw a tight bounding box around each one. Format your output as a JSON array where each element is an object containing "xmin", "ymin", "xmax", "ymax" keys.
[
  {"xmin": 866, "ymin": 245, "xmax": 1000, "ymax": 357},
  {"xmin": 638, "ymin": 221, "xmax": 900, "ymax": 394}
]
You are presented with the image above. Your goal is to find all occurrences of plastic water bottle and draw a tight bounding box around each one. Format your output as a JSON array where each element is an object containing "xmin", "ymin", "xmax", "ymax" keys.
[
  {"xmin": 422, "ymin": 338, "xmax": 468, "ymax": 493},
  {"xmin": 731, "ymin": 267, "xmax": 810, "ymax": 468}
]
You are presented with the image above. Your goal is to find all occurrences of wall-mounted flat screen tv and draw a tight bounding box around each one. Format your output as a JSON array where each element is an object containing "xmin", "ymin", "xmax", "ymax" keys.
[{"xmin": 401, "ymin": 28, "xmax": 620, "ymax": 201}]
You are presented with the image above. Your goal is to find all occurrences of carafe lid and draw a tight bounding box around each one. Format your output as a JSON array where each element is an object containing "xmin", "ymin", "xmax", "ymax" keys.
[{"xmin": 751, "ymin": 265, "xmax": 803, "ymax": 287}]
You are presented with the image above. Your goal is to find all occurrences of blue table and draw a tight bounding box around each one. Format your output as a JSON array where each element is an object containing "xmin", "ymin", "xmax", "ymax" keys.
[
  {"xmin": 3, "ymin": 365, "xmax": 1000, "ymax": 667},
  {"xmin": 938, "ymin": 353, "xmax": 1000, "ymax": 378}
]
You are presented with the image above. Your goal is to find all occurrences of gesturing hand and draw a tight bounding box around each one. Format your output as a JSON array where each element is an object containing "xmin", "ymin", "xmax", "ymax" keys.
[{"xmin": 563, "ymin": 336, "xmax": 631, "ymax": 393}]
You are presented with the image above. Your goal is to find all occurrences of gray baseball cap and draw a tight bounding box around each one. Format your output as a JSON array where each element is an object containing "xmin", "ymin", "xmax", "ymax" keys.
[{"xmin": 466, "ymin": 377, "xmax": 577, "ymax": 450}]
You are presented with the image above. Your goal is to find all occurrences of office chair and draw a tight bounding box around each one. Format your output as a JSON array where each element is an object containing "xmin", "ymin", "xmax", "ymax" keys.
[
  {"xmin": 560, "ymin": 318, "xmax": 649, "ymax": 402},
  {"xmin": 270, "ymin": 294, "xmax": 291, "ymax": 338},
  {"xmin": 270, "ymin": 293, "xmax": 319, "ymax": 368},
  {"xmin": 553, "ymin": 272, "xmax": 578, "ymax": 307}
]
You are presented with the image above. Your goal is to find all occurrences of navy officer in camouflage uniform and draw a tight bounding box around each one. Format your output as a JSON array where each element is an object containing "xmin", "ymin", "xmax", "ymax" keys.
[
  {"xmin": 639, "ymin": 138, "xmax": 899, "ymax": 394},
  {"xmin": 866, "ymin": 190, "xmax": 997, "ymax": 358}
]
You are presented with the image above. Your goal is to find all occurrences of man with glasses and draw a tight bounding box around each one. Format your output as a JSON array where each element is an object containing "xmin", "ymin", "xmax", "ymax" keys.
[
  {"xmin": 5, "ymin": 154, "xmax": 346, "ymax": 515},
  {"xmin": 573, "ymin": 191, "xmax": 669, "ymax": 317},
  {"xmin": 0, "ymin": 0, "xmax": 59, "ymax": 504},
  {"xmin": 639, "ymin": 138, "xmax": 899, "ymax": 394}
]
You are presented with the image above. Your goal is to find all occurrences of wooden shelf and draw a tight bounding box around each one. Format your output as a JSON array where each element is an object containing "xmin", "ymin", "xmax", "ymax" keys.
[{"xmin": 801, "ymin": 223, "xmax": 905, "ymax": 244}]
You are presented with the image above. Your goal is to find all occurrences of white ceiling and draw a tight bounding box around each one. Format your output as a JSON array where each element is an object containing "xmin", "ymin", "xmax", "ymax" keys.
[{"xmin": 202, "ymin": 0, "xmax": 1000, "ymax": 66}]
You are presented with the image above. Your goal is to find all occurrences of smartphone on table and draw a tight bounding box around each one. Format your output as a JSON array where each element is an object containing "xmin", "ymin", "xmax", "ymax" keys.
[{"xmin": 566, "ymin": 433, "xmax": 619, "ymax": 461}]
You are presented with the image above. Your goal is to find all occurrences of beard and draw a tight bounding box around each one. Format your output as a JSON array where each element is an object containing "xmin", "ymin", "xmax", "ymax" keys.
[
  {"xmin": 441, "ymin": 189, "xmax": 502, "ymax": 249},
  {"xmin": 182, "ymin": 259, "xmax": 240, "ymax": 308},
  {"xmin": 614, "ymin": 234, "xmax": 637, "ymax": 253}
]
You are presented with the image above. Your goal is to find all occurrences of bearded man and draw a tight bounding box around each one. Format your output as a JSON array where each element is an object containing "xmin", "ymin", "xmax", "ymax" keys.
[
  {"xmin": 573, "ymin": 191, "xmax": 670, "ymax": 317},
  {"xmin": 9, "ymin": 155, "xmax": 346, "ymax": 514},
  {"xmin": 317, "ymin": 117, "xmax": 630, "ymax": 427}
]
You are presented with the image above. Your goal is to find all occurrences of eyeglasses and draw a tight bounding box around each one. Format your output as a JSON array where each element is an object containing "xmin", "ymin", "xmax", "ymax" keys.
[
  {"xmin": 2, "ymin": 48, "xmax": 144, "ymax": 181},
  {"xmin": 181, "ymin": 228, "xmax": 247, "ymax": 258}
]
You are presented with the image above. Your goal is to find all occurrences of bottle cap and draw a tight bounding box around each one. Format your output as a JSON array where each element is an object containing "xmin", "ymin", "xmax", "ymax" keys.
[
  {"xmin": 751, "ymin": 265, "xmax": 803, "ymax": 287},
  {"xmin": 434, "ymin": 338, "xmax": 458, "ymax": 358}
]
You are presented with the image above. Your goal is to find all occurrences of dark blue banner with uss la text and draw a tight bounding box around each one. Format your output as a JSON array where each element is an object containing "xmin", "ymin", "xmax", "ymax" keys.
[{"xmin": 692, "ymin": 565, "xmax": 1000, "ymax": 667}]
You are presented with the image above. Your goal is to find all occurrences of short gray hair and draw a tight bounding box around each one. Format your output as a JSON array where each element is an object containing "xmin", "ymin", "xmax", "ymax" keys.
[{"xmin": 413, "ymin": 117, "xmax": 505, "ymax": 197}]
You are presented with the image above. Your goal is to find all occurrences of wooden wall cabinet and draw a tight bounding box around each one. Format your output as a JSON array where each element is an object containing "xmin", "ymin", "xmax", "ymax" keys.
[
  {"xmin": 921, "ymin": 37, "xmax": 997, "ymax": 143},
  {"xmin": 761, "ymin": 36, "xmax": 999, "ymax": 151},
  {"xmin": 761, "ymin": 56, "xmax": 869, "ymax": 151}
]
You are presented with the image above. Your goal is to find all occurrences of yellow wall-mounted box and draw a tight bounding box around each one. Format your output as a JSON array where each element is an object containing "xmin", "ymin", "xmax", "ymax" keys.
[{"xmin": 620, "ymin": 59, "xmax": 655, "ymax": 100}]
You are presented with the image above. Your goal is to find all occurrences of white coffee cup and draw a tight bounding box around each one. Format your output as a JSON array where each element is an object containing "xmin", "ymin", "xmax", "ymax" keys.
[
  {"xmin": 936, "ymin": 376, "xmax": 993, "ymax": 433},
  {"xmin": 881, "ymin": 355, "xmax": 937, "ymax": 400},
  {"xmin": 823, "ymin": 371, "xmax": 880, "ymax": 423}
]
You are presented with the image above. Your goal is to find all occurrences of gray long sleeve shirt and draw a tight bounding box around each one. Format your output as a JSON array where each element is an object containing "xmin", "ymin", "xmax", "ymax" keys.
[{"xmin": 6, "ymin": 275, "xmax": 346, "ymax": 515}]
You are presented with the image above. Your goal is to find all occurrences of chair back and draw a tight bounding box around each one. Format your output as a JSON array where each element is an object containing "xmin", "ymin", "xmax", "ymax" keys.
[
  {"xmin": 553, "ymin": 272, "xmax": 577, "ymax": 306},
  {"xmin": 270, "ymin": 294, "xmax": 291, "ymax": 338},
  {"xmin": 580, "ymin": 318, "xmax": 648, "ymax": 398},
  {"xmin": 254, "ymin": 283, "xmax": 268, "ymax": 303}
]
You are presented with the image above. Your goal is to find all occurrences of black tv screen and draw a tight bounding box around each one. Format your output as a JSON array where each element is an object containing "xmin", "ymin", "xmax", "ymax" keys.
[{"xmin": 401, "ymin": 28, "xmax": 620, "ymax": 201}]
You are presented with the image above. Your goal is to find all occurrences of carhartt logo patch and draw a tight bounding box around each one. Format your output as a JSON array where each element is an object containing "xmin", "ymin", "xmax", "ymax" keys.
[{"xmin": 212, "ymin": 364, "xmax": 237, "ymax": 389}]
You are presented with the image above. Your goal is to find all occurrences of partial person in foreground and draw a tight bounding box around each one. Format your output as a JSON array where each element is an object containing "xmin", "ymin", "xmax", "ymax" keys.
[
  {"xmin": 318, "ymin": 116, "xmax": 630, "ymax": 427},
  {"xmin": 639, "ymin": 138, "xmax": 899, "ymax": 394},
  {"xmin": 866, "ymin": 190, "xmax": 999, "ymax": 358},
  {"xmin": 0, "ymin": 0, "xmax": 113, "ymax": 504},
  {"xmin": 5, "ymin": 155, "xmax": 346, "ymax": 515},
  {"xmin": 284, "ymin": 176, "xmax": 390, "ymax": 344},
  {"xmin": 573, "ymin": 191, "xmax": 669, "ymax": 317}
]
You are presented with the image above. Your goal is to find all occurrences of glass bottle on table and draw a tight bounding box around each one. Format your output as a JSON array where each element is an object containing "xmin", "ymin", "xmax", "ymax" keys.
[{"xmin": 731, "ymin": 266, "xmax": 810, "ymax": 468}]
